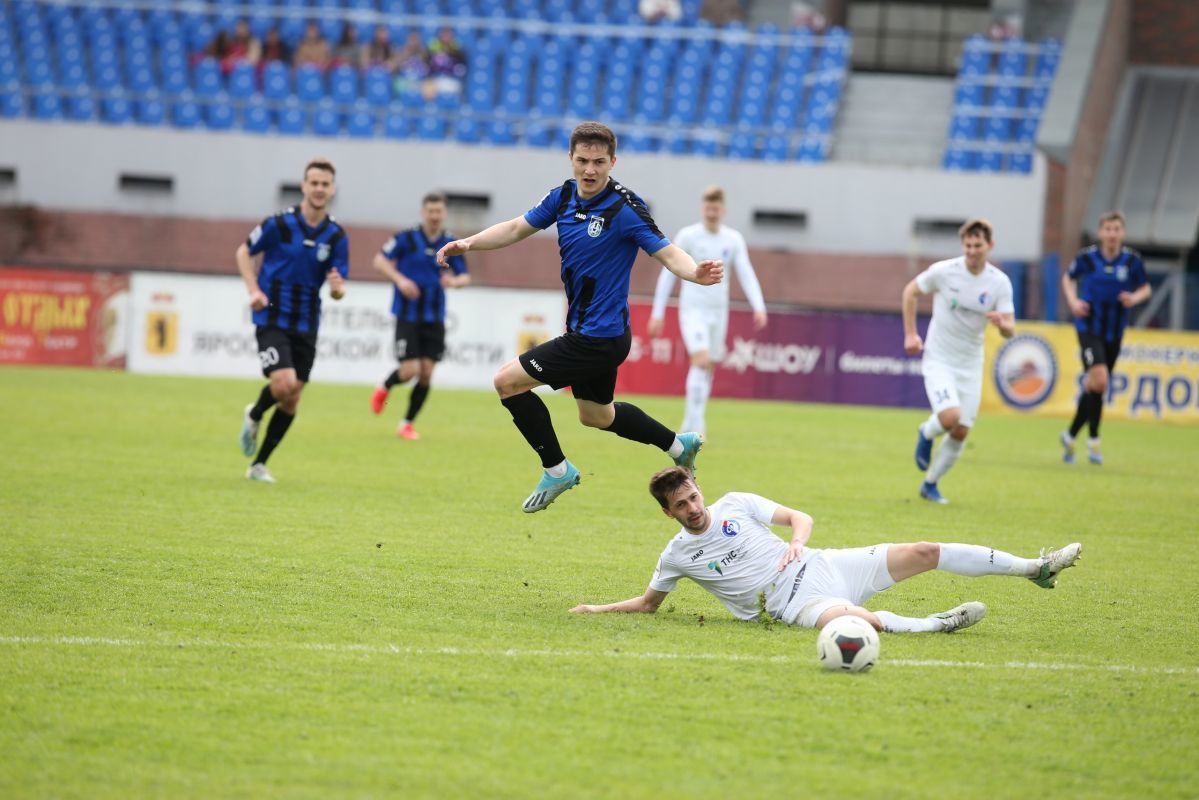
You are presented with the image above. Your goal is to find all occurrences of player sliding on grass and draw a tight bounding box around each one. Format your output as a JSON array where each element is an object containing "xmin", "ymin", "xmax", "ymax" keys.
[
  {"xmin": 902, "ymin": 218, "xmax": 1015, "ymax": 505},
  {"xmin": 436, "ymin": 121, "xmax": 722, "ymax": 513},
  {"xmin": 571, "ymin": 467, "xmax": 1081, "ymax": 633}
]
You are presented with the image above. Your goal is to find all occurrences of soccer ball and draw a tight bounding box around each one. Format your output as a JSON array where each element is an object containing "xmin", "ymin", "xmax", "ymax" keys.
[{"xmin": 816, "ymin": 615, "xmax": 880, "ymax": 673}]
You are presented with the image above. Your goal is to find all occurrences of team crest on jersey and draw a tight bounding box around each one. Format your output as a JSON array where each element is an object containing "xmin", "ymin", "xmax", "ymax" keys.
[
  {"xmin": 1116, "ymin": 265, "xmax": 1128, "ymax": 282},
  {"xmin": 316, "ymin": 243, "xmax": 331, "ymax": 262},
  {"xmin": 721, "ymin": 519, "xmax": 740, "ymax": 537},
  {"xmin": 978, "ymin": 291, "xmax": 989, "ymax": 306},
  {"xmin": 587, "ymin": 215, "xmax": 605, "ymax": 237}
]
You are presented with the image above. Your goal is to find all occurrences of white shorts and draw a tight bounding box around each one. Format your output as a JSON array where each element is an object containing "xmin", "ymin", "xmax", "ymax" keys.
[
  {"xmin": 782, "ymin": 545, "xmax": 896, "ymax": 628},
  {"xmin": 922, "ymin": 359, "xmax": 982, "ymax": 428},
  {"xmin": 678, "ymin": 307, "xmax": 728, "ymax": 361}
]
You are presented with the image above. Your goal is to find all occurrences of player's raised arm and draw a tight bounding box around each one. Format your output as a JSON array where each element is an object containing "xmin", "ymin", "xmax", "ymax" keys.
[
  {"xmin": 901, "ymin": 278, "xmax": 925, "ymax": 355},
  {"xmin": 773, "ymin": 505, "xmax": 814, "ymax": 571},
  {"xmin": 571, "ymin": 587, "xmax": 669, "ymax": 614},
  {"xmin": 651, "ymin": 243, "xmax": 723, "ymax": 286},
  {"xmin": 435, "ymin": 215, "xmax": 538, "ymax": 266}
]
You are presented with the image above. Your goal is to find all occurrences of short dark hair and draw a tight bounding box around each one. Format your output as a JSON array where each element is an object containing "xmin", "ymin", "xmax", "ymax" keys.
[
  {"xmin": 1098, "ymin": 210, "xmax": 1126, "ymax": 227},
  {"xmin": 958, "ymin": 217, "xmax": 993, "ymax": 243},
  {"xmin": 569, "ymin": 121, "xmax": 617, "ymax": 157},
  {"xmin": 422, "ymin": 191, "xmax": 447, "ymax": 206},
  {"xmin": 649, "ymin": 466, "xmax": 696, "ymax": 509},
  {"xmin": 304, "ymin": 158, "xmax": 336, "ymax": 179}
]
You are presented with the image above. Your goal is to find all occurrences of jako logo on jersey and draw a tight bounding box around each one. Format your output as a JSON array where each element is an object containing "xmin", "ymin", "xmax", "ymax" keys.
[
  {"xmin": 528, "ymin": 359, "xmax": 543, "ymax": 372},
  {"xmin": 721, "ymin": 520, "xmax": 740, "ymax": 537},
  {"xmin": 993, "ymin": 333, "xmax": 1057, "ymax": 410},
  {"xmin": 706, "ymin": 561, "xmax": 723, "ymax": 575},
  {"xmin": 587, "ymin": 215, "xmax": 605, "ymax": 237}
]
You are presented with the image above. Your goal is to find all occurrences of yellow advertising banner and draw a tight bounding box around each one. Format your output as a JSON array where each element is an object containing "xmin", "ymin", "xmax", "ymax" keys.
[{"xmin": 983, "ymin": 322, "xmax": 1199, "ymax": 424}]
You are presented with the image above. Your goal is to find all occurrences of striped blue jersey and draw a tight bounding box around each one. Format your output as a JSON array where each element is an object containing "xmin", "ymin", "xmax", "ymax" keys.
[
  {"xmin": 246, "ymin": 208, "xmax": 349, "ymax": 333},
  {"xmin": 381, "ymin": 227, "xmax": 468, "ymax": 323},
  {"xmin": 525, "ymin": 178, "xmax": 670, "ymax": 338},
  {"xmin": 1068, "ymin": 245, "xmax": 1147, "ymax": 340}
]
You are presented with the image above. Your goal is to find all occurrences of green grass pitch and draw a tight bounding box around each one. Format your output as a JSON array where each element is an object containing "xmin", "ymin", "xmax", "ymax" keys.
[{"xmin": 1, "ymin": 365, "xmax": 1196, "ymax": 798}]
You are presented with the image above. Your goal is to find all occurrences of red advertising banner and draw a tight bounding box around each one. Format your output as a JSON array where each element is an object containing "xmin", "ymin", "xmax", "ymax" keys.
[{"xmin": 0, "ymin": 268, "xmax": 129, "ymax": 367}]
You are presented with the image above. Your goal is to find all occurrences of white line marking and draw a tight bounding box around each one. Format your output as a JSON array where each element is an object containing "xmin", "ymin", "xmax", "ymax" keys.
[{"xmin": 1, "ymin": 635, "xmax": 1196, "ymax": 675}]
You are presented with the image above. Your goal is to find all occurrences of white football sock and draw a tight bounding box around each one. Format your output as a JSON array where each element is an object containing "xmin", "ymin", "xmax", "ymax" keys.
[
  {"xmin": 875, "ymin": 610, "xmax": 942, "ymax": 633},
  {"xmin": 545, "ymin": 460, "xmax": 568, "ymax": 478},
  {"xmin": 920, "ymin": 414, "xmax": 947, "ymax": 439},
  {"xmin": 667, "ymin": 438, "xmax": 684, "ymax": 459},
  {"xmin": 937, "ymin": 543, "xmax": 1038, "ymax": 577},
  {"xmin": 927, "ymin": 435, "xmax": 964, "ymax": 483},
  {"xmin": 684, "ymin": 366, "xmax": 710, "ymax": 434}
]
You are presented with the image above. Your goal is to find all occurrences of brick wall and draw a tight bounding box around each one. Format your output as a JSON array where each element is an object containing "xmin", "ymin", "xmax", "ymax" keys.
[
  {"xmin": 1131, "ymin": 0, "xmax": 1199, "ymax": 65},
  {"xmin": 1, "ymin": 207, "xmax": 935, "ymax": 314}
]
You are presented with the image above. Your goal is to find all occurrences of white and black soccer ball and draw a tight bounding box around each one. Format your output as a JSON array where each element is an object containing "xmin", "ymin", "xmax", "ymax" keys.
[{"xmin": 816, "ymin": 615, "xmax": 880, "ymax": 673}]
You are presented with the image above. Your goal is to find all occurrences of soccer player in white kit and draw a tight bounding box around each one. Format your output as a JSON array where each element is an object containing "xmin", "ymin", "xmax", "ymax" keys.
[
  {"xmin": 901, "ymin": 218, "xmax": 1015, "ymax": 504},
  {"xmin": 648, "ymin": 186, "xmax": 767, "ymax": 436},
  {"xmin": 570, "ymin": 467, "xmax": 1082, "ymax": 632}
]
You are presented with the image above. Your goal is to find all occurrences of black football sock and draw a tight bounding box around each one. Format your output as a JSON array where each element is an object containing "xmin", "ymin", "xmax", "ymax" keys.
[
  {"xmin": 603, "ymin": 401, "xmax": 675, "ymax": 451},
  {"xmin": 383, "ymin": 369, "xmax": 403, "ymax": 390},
  {"xmin": 1067, "ymin": 392, "xmax": 1089, "ymax": 438},
  {"xmin": 406, "ymin": 383, "xmax": 430, "ymax": 422},
  {"xmin": 253, "ymin": 409, "xmax": 294, "ymax": 466},
  {"xmin": 249, "ymin": 383, "xmax": 276, "ymax": 422},
  {"xmin": 1087, "ymin": 390, "xmax": 1104, "ymax": 439},
  {"xmin": 501, "ymin": 391, "xmax": 566, "ymax": 469}
]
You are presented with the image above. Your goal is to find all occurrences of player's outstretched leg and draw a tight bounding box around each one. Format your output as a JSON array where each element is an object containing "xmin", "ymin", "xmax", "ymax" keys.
[
  {"xmin": 1029, "ymin": 542, "xmax": 1082, "ymax": 588},
  {"xmin": 522, "ymin": 460, "xmax": 581, "ymax": 513}
]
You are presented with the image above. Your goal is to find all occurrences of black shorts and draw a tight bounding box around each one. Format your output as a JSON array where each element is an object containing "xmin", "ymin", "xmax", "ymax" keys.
[
  {"xmin": 518, "ymin": 327, "xmax": 631, "ymax": 405},
  {"xmin": 256, "ymin": 325, "xmax": 317, "ymax": 383},
  {"xmin": 1077, "ymin": 330, "xmax": 1121, "ymax": 372},
  {"xmin": 395, "ymin": 319, "xmax": 446, "ymax": 362}
]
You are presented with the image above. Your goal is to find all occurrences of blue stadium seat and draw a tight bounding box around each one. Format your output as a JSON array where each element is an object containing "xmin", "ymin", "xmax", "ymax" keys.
[
  {"xmin": 262, "ymin": 62, "xmax": 290, "ymax": 100},
  {"xmin": 127, "ymin": 64, "xmax": 155, "ymax": 93},
  {"xmin": 525, "ymin": 120, "xmax": 553, "ymax": 147},
  {"xmin": 1025, "ymin": 85, "xmax": 1050, "ymax": 111},
  {"xmin": 296, "ymin": 65, "xmax": 325, "ymax": 102},
  {"xmin": 763, "ymin": 134, "xmax": 790, "ymax": 161},
  {"xmin": 347, "ymin": 103, "xmax": 376, "ymax": 138},
  {"xmin": 193, "ymin": 58, "xmax": 223, "ymax": 98},
  {"xmin": 1015, "ymin": 117, "xmax": 1038, "ymax": 143},
  {"xmin": 227, "ymin": 62, "xmax": 255, "ymax": 99},
  {"xmin": 101, "ymin": 92, "xmax": 133, "ymax": 124},
  {"xmin": 943, "ymin": 147, "xmax": 972, "ymax": 171},
  {"xmin": 1010, "ymin": 151, "xmax": 1033, "ymax": 174},
  {"xmin": 978, "ymin": 150, "xmax": 1004, "ymax": 172},
  {"xmin": 160, "ymin": 56, "xmax": 189, "ymax": 95},
  {"xmin": 329, "ymin": 65, "xmax": 359, "ymax": 104},
  {"xmin": 796, "ymin": 136, "xmax": 828, "ymax": 162},
  {"xmin": 59, "ymin": 61, "xmax": 87, "ymax": 90},
  {"xmin": 365, "ymin": 67, "xmax": 391, "ymax": 107},
  {"xmin": 418, "ymin": 113, "xmax": 447, "ymax": 141},
  {"xmin": 137, "ymin": 93, "xmax": 166, "ymax": 126},
  {"xmin": 172, "ymin": 98, "xmax": 200, "ymax": 129},
  {"xmin": 454, "ymin": 112, "xmax": 481, "ymax": 144},
  {"xmin": 313, "ymin": 101, "xmax": 342, "ymax": 136},
  {"xmin": 277, "ymin": 102, "xmax": 305, "ymax": 135},
  {"xmin": 33, "ymin": 91, "xmax": 62, "ymax": 120},
  {"xmin": 242, "ymin": 99, "xmax": 271, "ymax": 134},
  {"xmin": 486, "ymin": 118, "xmax": 516, "ymax": 146},
  {"xmin": 954, "ymin": 82, "xmax": 984, "ymax": 109},
  {"xmin": 67, "ymin": 92, "xmax": 96, "ymax": 121},
  {"xmin": 0, "ymin": 89, "xmax": 23, "ymax": 118},
  {"xmin": 727, "ymin": 132, "xmax": 756, "ymax": 160},
  {"xmin": 206, "ymin": 97, "xmax": 236, "ymax": 130},
  {"xmin": 1034, "ymin": 38, "xmax": 1061, "ymax": 79}
]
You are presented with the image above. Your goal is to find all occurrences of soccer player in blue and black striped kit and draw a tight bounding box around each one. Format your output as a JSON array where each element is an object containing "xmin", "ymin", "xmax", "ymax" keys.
[
  {"xmin": 436, "ymin": 122, "xmax": 724, "ymax": 513},
  {"xmin": 370, "ymin": 191, "xmax": 470, "ymax": 440},
  {"xmin": 1060, "ymin": 211, "xmax": 1151, "ymax": 465},
  {"xmin": 235, "ymin": 158, "xmax": 349, "ymax": 483}
]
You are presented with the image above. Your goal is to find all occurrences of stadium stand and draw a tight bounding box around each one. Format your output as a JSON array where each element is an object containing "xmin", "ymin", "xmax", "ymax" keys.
[
  {"xmin": 943, "ymin": 34, "xmax": 1061, "ymax": 174},
  {"xmin": 2, "ymin": 0, "xmax": 850, "ymax": 160}
]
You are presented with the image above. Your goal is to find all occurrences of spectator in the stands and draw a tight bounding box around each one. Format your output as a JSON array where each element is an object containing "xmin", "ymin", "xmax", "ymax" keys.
[
  {"xmin": 330, "ymin": 23, "xmax": 361, "ymax": 69},
  {"xmin": 201, "ymin": 28, "xmax": 231, "ymax": 66},
  {"xmin": 700, "ymin": 0, "xmax": 746, "ymax": 25},
  {"xmin": 393, "ymin": 30, "xmax": 429, "ymax": 95},
  {"xmin": 361, "ymin": 24, "xmax": 396, "ymax": 70},
  {"xmin": 223, "ymin": 19, "xmax": 261, "ymax": 73},
  {"xmin": 293, "ymin": 20, "xmax": 331, "ymax": 70},
  {"xmin": 260, "ymin": 27, "xmax": 291, "ymax": 69},
  {"xmin": 424, "ymin": 27, "xmax": 466, "ymax": 98},
  {"xmin": 639, "ymin": 0, "xmax": 682, "ymax": 22}
]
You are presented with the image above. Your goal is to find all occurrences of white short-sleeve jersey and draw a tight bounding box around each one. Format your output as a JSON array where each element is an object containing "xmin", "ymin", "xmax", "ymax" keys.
[
  {"xmin": 650, "ymin": 223, "xmax": 766, "ymax": 319},
  {"xmin": 915, "ymin": 256, "xmax": 1014, "ymax": 368},
  {"xmin": 649, "ymin": 492, "xmax": 797, "ymax": 621}
]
